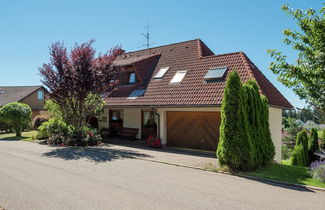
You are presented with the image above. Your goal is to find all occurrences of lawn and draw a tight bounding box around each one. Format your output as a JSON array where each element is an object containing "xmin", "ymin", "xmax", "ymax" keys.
[
  {"xmin": 240, "ymin": 162, "xmax": 325, "ymax": 189},
  {"xmin": 0, "ymin": 130, "xmax": 38, "ymax": 142}
]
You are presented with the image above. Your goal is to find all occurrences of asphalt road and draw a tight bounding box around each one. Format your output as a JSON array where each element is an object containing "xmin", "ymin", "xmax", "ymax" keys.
[{"xmin": 0, "ymin": 141, "xmax": 324, "ymax": 210}]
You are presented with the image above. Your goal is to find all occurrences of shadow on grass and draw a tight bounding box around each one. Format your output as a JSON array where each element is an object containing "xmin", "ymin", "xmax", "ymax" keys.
[
  {"xmin": 42, "ymin": 146, "xmax": 153, "ymax": 162},
  {"xmin": 239, "ymin": 163, "xmax": 321, "ymax": 192},
  {"xmin": 0, "ymin": 136, "xmax": 29, "ymax": 141}
]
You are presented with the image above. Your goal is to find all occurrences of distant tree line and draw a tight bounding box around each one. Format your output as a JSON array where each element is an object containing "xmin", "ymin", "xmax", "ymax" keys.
[{"xmin": 283, "ymin": 107, "xmax": 325, "ymax": 124}]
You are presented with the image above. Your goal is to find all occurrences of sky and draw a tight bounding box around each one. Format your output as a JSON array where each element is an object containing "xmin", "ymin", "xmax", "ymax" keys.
[{"xmin": 0, "ymin": 0, "xmax": 323, "ymax": 109}]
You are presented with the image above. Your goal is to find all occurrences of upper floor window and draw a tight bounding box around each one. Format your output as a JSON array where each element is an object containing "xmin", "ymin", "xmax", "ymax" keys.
[
  {"xmin": 170, "ymin": 71, "xmax": 187, "ymax": 83},
  {"xmin": 120, "ymin": 72, "xmax": 137, "ymax": 85},
  {"xmin": 37, "ymin": 90, "xmax": 44, "ymax": 100},
  {"xmin": 128, "ymin": 72, "xmax": 136, "ymax": 84}
]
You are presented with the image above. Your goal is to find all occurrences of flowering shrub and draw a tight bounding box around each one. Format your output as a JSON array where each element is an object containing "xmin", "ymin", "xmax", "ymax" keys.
[
  {"xmin": 310, "ymin": 160, "xmax": 325, "ymax": 182},
  {"xmin": 146, "ymin": 135, "xmax": 161, "ymax": 148}
]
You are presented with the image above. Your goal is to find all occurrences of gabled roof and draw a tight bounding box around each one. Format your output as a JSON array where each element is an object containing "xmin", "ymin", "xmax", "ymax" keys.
[
  {"xmin": 0, "ymin": 86, "xmax": 43, "ymax": 106},
  {"xmin": 106, "ymin": 39, "xmax": 293, "ymax": 109}
]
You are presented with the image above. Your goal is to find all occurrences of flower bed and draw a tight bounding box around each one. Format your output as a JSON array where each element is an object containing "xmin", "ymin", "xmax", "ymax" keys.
[
  {"xmin": 310, "ymin": 160, "xmax": 325, "ymax": 183},
  {"xmin": 146, "ymin": 135, "xmax": 161, "ymax": 148}
]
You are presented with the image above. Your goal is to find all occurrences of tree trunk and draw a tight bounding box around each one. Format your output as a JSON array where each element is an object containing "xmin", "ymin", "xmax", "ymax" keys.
[{"xmin": 16, "ymin": 129, "xmax": 21, "ymax": 137}]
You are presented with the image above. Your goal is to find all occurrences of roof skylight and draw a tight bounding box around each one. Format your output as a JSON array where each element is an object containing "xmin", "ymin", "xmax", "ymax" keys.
[
  {"xmin": 204, "ymin": 67, "xmax": 227, "ymax": 80},
  {"xmin": 127, "ymin": 89, "xmax": 145, "ymax": 99},
  {"xmin": 170, "ymin": 71, "xmax": 187, "ymax": 83},
  {"xmin": 154, "ymin": 67, "xmax": 169, "ymax": 79}
]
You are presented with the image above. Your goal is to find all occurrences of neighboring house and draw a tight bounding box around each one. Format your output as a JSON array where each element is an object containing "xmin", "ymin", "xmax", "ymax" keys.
[
  {"xmin": 98, "ymin": 39, "xmax": 293, "ymax": 162},
  {"xmin": 295, "ymin": 119, "xmax": 305, "ymax": 126},
  {"xmin": 303, "ymin": 120, "xmax": 320, "ymax": 130},
  {"xmin": 0, "ymin": 86, "xmax": 49, "ymax": 120}
]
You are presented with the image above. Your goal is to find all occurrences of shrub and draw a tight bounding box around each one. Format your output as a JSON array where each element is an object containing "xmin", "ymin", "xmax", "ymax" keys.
[
  {"xmin": 217, "ymin": 70, "xmax": 254, "ymax": 171},
  {"xmin": 295, "ymin": 130, "xmax": 309, "ymax": 165},
  {"xmin": 310, "ymin": 160, "xmax": 325, "ymax": 183},
  {"xmin": 37, "ymin": 121, "xmax": 50, "ymax": 139},
  {"xmin": 0, "ymin": 102, "xmax": 32, "ymax": 136},
  {"xmin": 99, "ymin": 128, "xmax": 110, "ymax": 139},
  {"xmin": 32, "ymin": 115, "xmax": 48, "ymax": 129},
  {"xmin": 308, "ymin": 128, "xmax": 319, "ymax": 163},
  {"xmin": 67, "ymin": 127, "xmax": 102, "ymax": 146},
  {"xmin": 290, "ymin": 144, "xmax": 306, "ymax": 166}
]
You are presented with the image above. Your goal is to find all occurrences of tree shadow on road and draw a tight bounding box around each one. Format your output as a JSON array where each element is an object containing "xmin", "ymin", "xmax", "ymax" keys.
[{"xmin": 42, "ymin": 146, "xmax": 152, "ymax": 162}]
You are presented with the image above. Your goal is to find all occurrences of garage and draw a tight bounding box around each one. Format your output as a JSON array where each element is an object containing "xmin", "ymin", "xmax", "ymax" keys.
[{"xmin": 166, "ymin": 111, "xmax": 221, "ymax": 151}]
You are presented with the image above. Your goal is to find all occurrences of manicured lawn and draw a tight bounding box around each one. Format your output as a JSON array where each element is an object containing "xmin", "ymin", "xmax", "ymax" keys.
[
  {"xmin": 0, "ymin": 130, "xmax": 38, "ymax": 142},
  {"xmin": 240, "ymin": 162, "xmax": 325, "ymax": 189}
]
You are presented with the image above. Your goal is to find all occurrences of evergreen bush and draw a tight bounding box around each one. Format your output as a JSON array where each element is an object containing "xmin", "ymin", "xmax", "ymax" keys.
[
  {"xmin": 217, "ymin": 70, "xmax": 254, "ymax": 171},
  {"xmin": 308, "ymin": 128, "xmax": 319, "ymax": 163},
  {"xmin": 295, "ymin": 130, "xmax": 309, "ymax": 165},
  {"xmin": 290, "ymin": 144, "xmax": 306, "ymax": 166}
]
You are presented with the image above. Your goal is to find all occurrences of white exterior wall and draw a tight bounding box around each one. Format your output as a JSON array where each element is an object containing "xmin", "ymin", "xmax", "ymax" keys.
[
  {"xmin": 101, "ymin": 106, "xmax": 283, "ymax": 162},
  {"xmin": 122, "ymin": 108, "xmax": 142, "ymax": 139},
  {"xmin": 269, "ymin": 107, "xmax": 282, "ymax": 163}
]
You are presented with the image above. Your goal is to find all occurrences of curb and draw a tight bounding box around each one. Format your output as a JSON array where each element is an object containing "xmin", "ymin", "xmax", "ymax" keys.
[{"xmin": 83, "ymin": 146, "xmax": 325, "ymax": 192}]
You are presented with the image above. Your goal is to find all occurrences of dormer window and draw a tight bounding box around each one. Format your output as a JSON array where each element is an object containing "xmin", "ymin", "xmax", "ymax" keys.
[
  {"xmin": 204, "ymin": 67, "xmax": 227, "ymax": 81},
  {"xmin": 120, "ymin": 72, "xmax": 137, "ymax": 85},
  {"xmin": 128, "ymin": 72, "xmax": 136, "ymax": 84}
]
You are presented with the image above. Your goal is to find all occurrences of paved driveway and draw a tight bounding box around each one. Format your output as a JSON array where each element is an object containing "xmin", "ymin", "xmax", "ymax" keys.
[{"xmin": 0, "ymin": 140, "xmax": 325, "ymax": 210}]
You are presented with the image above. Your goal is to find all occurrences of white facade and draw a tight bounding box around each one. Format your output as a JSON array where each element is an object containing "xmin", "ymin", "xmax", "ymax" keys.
[{"xmin": 100, "ymin": 106, "xmax": 283, "ymax": 162}]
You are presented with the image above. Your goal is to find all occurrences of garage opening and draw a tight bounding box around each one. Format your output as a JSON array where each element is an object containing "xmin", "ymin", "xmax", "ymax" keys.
[{"xmin": 166, "ymin": 111, "xmax": 221, "ymax": 151}]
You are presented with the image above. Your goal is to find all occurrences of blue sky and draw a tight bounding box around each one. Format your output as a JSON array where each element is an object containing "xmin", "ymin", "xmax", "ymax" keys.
[{"xmin": 0, "ymin": 0, "xmax": 323, "ymax": 108}]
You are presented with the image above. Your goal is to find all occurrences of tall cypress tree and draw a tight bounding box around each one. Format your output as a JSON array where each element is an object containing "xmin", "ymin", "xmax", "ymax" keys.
[
  {"xmin": 308, "ymin": 128, "xmax": 319, "ymax": 163},
  {"xmin": 295, "ymin": 130, "xmax": 309, "ymax": 166},
  {"xmin": 261, "ymin": 95, "xmax": 275, "ymax": 164},
  {"xmin": 217, "ymin": 70, "xmax": 254, "ymax": 171}
]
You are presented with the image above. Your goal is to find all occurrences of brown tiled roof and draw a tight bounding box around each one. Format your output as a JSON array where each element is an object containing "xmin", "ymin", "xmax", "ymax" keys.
[
  {"xmin": 0, "ymin": 86, "xmax": 43, "ymax": 106},
  {"xmin": 106, "ymin": 39, "xmax": 293, "ymax": 109}
]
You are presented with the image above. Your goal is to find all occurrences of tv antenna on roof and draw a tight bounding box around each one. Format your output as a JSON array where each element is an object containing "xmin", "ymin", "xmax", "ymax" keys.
[{"xmin": 140, "ymin": 25, "xmax": 155, "ymax": 49}]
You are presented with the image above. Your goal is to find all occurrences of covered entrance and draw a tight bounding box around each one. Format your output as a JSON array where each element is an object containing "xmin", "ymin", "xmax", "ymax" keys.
[
  {"xmin": 141, "ymin": 110, "xmax": 159, "ymax": 140},
  {"xmin": 166, "ymin": 111, "xmax": 221, "ymax": 151}
]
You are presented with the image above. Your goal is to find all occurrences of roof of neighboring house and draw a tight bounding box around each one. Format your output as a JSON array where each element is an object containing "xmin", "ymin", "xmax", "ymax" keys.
[
  {"xmin": 106, "ymin": 39, "xmax": 293, "ymax": 109},
  {"xmin": 0, "ymin": 86, "xmax": 43, "ymax": 106}
]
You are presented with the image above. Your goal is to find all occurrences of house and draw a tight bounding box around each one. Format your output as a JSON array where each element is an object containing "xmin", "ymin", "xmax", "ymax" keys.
[
  {"xmin": 303, "ymin": 120, "xmax": 320, "ymax": 130},
  {"xmin": 0, "ymin": 86, "xmax": 49, "ymax": 120},
  {"xmin": 98, "ymin": 39, "xmax": 293, "ymax": 162}
]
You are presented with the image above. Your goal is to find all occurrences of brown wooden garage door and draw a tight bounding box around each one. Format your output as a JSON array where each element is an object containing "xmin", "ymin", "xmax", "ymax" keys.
[{"xmin": 166, "ymin": 111, "xmax": 221, "ymax": 151}]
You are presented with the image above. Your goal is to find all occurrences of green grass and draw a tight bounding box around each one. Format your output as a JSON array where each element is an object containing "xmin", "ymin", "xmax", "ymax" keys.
[
  {"xmin": 240, "ymin": 162, "xmax": 325, "ymax": 189},
  {"xmin": 0, "ymin": 130, "xmax": 38, "ymax": 141}
]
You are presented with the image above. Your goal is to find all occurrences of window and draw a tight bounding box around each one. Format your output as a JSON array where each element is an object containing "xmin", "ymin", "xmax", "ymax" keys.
[
  {"xmin": 154, "ymin": 67, "xmax": 169, "ymax": 79},
  {"xmin": 128, "ymin": 89, "xmax": 145, "ymax": 99},
  {"xmin": 37, "ymin": 90, "xmax": 44, "ymax": 100},
  {"xmin": 170, "ymin": 71, "xmax": 187, "ymax": 83},
  {"xmin": 111, "ymin": 110, "xmax": 123, "ymax": 122},
  {"xmin": 128, "ymin": 72, "xmax": 136, "ymax": 84},
  {"xmin": 119, "ymin": 72, "xmax": 137, "ymax": 85},
  {"xmin": 204, "ymin": 67, "xmax": 227, "ymax": 80}
]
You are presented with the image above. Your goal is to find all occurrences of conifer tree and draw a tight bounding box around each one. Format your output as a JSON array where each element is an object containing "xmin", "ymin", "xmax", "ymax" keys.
[{"xmin": 217, "ymin": 70, "xmax": 254, "ymax": 170}]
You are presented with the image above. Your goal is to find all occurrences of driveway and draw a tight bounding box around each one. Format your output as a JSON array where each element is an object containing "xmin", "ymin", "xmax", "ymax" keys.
[{"xmin": 0, "ymin": 140, "xmax": 325, "ymax": 210}]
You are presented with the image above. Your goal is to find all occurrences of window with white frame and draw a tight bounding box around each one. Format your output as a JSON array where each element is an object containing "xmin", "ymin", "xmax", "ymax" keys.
[{"xmin": 170, "ymin": 71, "xmax": 187, "ymax": 83}]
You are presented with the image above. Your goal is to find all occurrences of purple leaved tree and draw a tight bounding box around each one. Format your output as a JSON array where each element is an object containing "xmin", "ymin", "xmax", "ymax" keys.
[{"xmin": 39, "ymin": 40, "xmax": 123, "ymax": 139}]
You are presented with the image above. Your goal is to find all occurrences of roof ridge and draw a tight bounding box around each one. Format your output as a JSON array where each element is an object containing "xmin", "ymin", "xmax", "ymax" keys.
[
  {"xmin": 199, "ymin": 51, "xmax": 242, "ymax": 59},
  {"xmin": 124, "ymin": 39, "xmax": 200, "ymax": 54},
  {"xmin": 0, "ymin": 85, "xmax": 43, "ymax": 88}
]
